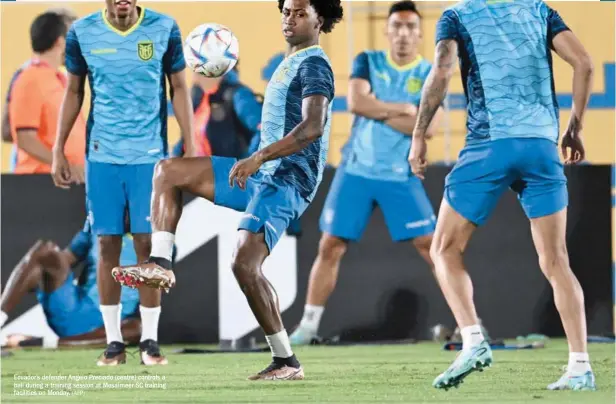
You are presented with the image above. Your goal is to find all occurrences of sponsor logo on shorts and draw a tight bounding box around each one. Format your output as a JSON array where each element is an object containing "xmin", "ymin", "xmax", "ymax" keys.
[
  {"xmin": 405, "ymin": 218, "xmax": 432, "ymax": 229},
  {"xmin": 242, "ymin": 213, "xmax": 260, "ymax": 222}
]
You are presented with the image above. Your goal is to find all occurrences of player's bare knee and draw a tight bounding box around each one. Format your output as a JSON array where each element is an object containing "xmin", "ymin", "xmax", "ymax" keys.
[
  {"xmin": 537, "ymin": 247, "xmax": 570, "ymax": 279},
  {"xmin": 318, "ymin": 234, "xmax": 347, "ymax": 262},
  {"xmin": 231, "ymin": 250, "xmax": 259, "ymax": 288},
  {"xmin": 231, "ymin": 234, "xmax": 266, "ymax": 287},
  {"xmin": 429, "ymin": 232, "xmax": 461, "ymax": 262},
  {"xmin": 153, "ymin": 158, "xmax": 180, "ymax": 189},
  {"xmin": 98, "ymin": 236, "xmax": 122, "ymax": 263}
]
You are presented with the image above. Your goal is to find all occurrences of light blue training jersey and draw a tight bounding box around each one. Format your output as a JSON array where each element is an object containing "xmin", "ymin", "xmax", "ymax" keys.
[
  {"xmin": 436, "ymin": 0, "xmax": 570, "ymax": 144},
  {"xmin": 65, "ymin": 7, "xmax": 186, "ymax": 164},
  {"xmin": 342, "ymin": 50, "xmax": 433, "ymax": 182},
  {"xmin": 258, "ymin": 45, "xmax": 335, "ymax": 202}
]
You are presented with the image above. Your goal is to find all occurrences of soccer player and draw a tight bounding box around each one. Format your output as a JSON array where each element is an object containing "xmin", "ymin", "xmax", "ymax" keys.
[
  {"xmin": 0, "ymin": 219, "xmax": 140, "ymax": 350},
  {"xmin": 290, "ymin": 0, "xmax": 442, "ymax": 344},
  {"xmin": 408, "ymin": 0, "xmax": 595, "ymax": 391},
  {"xmin": 51, "ymin": 0, "xmax": 195, "ymax": 365},
  {"xmin": 112, "ymin": 0, "xmax": 343, "ymax": 380}
]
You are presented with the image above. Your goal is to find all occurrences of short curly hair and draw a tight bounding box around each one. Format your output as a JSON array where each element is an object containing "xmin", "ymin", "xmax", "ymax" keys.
[{"xmin": 278, "ymin": 0, "xmax": 344, "ymax": 34}]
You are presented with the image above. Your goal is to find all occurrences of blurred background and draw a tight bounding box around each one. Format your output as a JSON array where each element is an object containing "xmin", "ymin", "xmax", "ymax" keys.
[{"xmin": 0, "ymin": 1, "xmax": 614, "ymax": 347}]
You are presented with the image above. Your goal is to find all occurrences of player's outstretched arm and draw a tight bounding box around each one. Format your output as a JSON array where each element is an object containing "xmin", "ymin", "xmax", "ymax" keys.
[{"xmin": 229, "ymin": 94, "xmax": 329, "ymax": 189}]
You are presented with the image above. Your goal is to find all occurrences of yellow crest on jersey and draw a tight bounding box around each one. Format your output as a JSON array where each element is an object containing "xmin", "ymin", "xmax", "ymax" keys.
[
  {"xmin": 274, "ymin": 66, "xmax": 290, "ymax": 83},
  {"xmin": 407, "ymin": 77, "xmax": 423, "ymax": 94},
  {"xmin": 138, "ymin": 41, "xmax": 154, "ymax": 61}
]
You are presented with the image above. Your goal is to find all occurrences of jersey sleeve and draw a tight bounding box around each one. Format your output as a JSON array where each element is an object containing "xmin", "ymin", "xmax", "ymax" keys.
[
  {"xmin": 163, "ymin": 21, "xmax": 186, "ymax": 75},
  {"xmin": 435, "ymin": 9, "xmax": 461, "ymax": 43},
  {"xmin": 65, "ymin": 26, "xmax": 88, "ymax": 76},
  {"xmin": 68, "ymin": 220, "xmax": 93, "ymax": 262},
  {"xmin": 544, "ymin": 5, "xmax": 571, "ymax": 50},
  {"xmin": 350, "ymin": 52, "xmax": 370, "ymax": 81},
  {"xmin": 9, "ymin": 72, "xmax": 43, "ymax": 131},
  {"xmin": 298, "ymin": 56, "xmax": 335, "ymax": 101}
]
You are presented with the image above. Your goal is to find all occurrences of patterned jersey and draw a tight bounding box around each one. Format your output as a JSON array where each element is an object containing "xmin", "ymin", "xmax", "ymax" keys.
[
  {"xmin": 436, "ymin": 0, "xmax": 570, "ymax": 144},
  {"xmin": 65, "ymin": 8, "xmax": 185, "ymax": 164},
  {"xmin": 258, "ymin": 45, "xmax": 335, "ymax": 202},
  {"xmin": 342, "ymin": 51, "xmax": 432, "ymax": 182},
  {"xmin": 69, "ymin": 220, "xmax": 139, "ymax": 317}
]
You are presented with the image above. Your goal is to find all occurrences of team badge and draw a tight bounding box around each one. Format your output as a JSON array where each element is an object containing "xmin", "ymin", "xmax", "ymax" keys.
[
  {"xmin": 138, "ymin": 41, "xmax": 154, "ymax": 61},
  {"xmin": 407, "ymin": 77, "xmax": 423, "ymax": 94}
]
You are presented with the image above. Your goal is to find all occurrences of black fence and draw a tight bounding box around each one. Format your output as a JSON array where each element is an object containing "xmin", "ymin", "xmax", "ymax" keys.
[{"xmin": 1, "ymin": 165, "xmax": 613, "ymax": 343}]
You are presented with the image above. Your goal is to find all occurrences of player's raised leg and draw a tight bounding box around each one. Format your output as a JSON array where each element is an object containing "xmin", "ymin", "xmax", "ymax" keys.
[{"xmin": 112, "ymin": 157, "xmax": 217, "ymax": 290}]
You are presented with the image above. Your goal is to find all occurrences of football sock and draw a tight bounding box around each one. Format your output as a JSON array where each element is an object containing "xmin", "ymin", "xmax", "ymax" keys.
[
  {"xmin": 100, "ymin": 304, "xmax": 123, "ymax": 345},
  {"xmin": 568, "ymin": 352, "xmax": 592, "ymax": 376},
  {"xmin": 461, "ymin": 324, "xmax": 485, "ymax": 351},
  {"xmin": 140, "ymin": 305, "xmax": 161, "ymax": 342},
  {"xmin": 150, "ymin": 232, "xmax": 175, "ymax": 262},
  {"xmin": 266, "ymin": 329, "xmax": 294, "ymax": 361},
  {"xmin": 299, "ymin": 304, "xmax": 324, "ymax": 333}
]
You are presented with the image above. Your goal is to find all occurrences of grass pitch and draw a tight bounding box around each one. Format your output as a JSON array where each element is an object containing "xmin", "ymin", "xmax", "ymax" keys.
[{"xmin": 1, "ymin": 340, "xmax": 614, "ymax": 403}]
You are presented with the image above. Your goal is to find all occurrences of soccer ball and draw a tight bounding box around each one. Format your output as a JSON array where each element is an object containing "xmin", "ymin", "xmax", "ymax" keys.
[{"xmin": 183, "ymin": 23, "xmax": 239, "ymax": 78}]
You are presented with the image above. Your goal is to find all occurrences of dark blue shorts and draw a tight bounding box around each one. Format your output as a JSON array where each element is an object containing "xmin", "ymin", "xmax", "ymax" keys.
[
  {"xmin": 445, "ymin": 138, "xmax": 568, "ymax": 226},
  {"xmin": 86, "ymin": 161, "xmax": 155, "ymax": 235},
  {"xmin": 319, "ymin": 169, "xmax": 435, "ymax": 242},
  {"xmin": 211, "ymin": 157, "xmax": 310, "ymax": 253}
]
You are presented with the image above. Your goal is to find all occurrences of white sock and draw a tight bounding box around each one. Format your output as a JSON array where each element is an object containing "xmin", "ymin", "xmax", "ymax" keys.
[
  {"xmin": 0, "ymin": 311, "xmax": 8, "ymax": 328},
  {"xmin": 100, "ymin": 304, "xmax": 123, "ymax": 344},
  {"xmin": 568, "ymin": 352, "xmax": 591, "ymax": 376},
  {"xmin": 265, "ymin": 329, "xmax": 293, "ymax": 358},
  {"xmin": 461, "ymin": 324, "xmax": 485, "ymax": 351},
  {"xmin": 299, "ymin": 304, "xmax": 324, "ymax": 333},
  {"xmin": 140, "ymin": 305, "xmax": 161, "ymax": 342},
  {"xmin": 150, "ymin": 232, "xmax": 175, "ymax": 262}
]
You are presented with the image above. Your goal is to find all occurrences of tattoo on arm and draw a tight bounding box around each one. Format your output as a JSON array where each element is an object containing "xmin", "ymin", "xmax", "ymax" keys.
[{"xmin": 414, "ymin": 40, "xmax": 457, "ymax": 138}]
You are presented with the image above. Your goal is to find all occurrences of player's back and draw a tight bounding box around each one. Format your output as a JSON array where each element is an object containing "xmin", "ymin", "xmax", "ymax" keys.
[
  {"xmin": 343, "ymin": 50, "xmax": 432, "ymax": 181},
  {"xmin": 67, "ymin": 8, "xmax": 184, "ymax": 165},
  {"xmin": 258, "ymin": 46, "xmax": 335, "ymax": 202},
  {"xmin": 439, "ymin": 0, "xmax": 568, "ymax": 143}
]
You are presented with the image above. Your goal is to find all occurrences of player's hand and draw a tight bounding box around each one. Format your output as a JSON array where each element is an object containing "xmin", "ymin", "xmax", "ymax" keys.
[
  {"xmin": 561, "ymin": 118, "xmax": 585, "ymax": 164},
  {"xmin": 51, "ymin": 151, "xmax": 72, "ymax": 189},
  {"xmin": 229, "ymin": 155, "xmax": 262, "ymax": 190},
  {"xmin": 70, "ymin": 165, "xmax": 85, "ymax": 185},
  {"xmin": 408, "ymin": 136, "xmax": 428, "ymax": 180}
]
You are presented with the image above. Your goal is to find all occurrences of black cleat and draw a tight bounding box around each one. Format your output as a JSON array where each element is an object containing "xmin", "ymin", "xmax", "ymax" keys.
[
  {"xmin": 97, "ymin": 341, "xmax": 126, "ymax": 366},
  {"xmin": 139, "ymin": 339, "xmax": 168, "ymax": 365}
]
